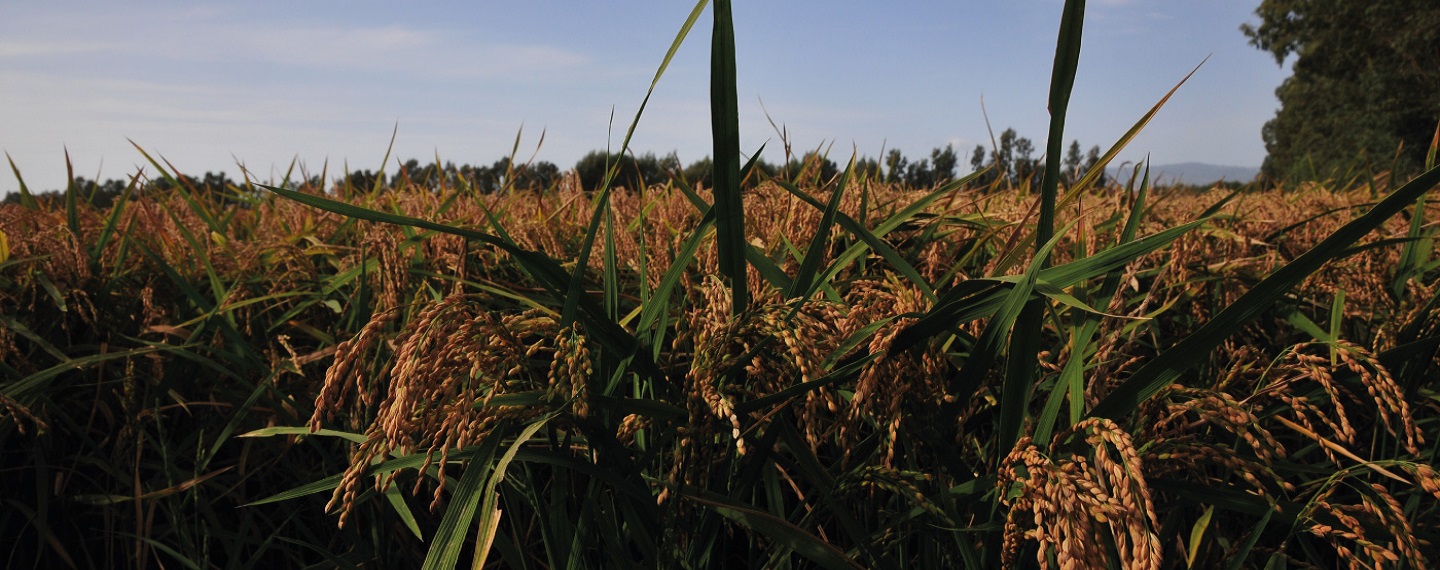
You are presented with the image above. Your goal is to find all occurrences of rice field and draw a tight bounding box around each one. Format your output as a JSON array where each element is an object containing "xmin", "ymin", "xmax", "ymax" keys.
[
  {"xmin": 3, "ymin": 1, "xmax": 1440, "ymax": 568},
  {"xmin": 2, "ymin": 161, "xmax": 1437, "ymax": 568}
]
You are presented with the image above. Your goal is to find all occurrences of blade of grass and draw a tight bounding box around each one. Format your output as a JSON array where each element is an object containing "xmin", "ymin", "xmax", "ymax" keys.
[
  {"xmin": 465, "ymin": 416, "xmax": 553, "ymax": 569},
  {"xmin": 786, "ymin": 157, "xmax": 852, "ymax": 299},
  {"xmin": 682, "ymin": 493, "xmax": 863, "ymax": 570},
  {"xmin": 957, "ymin": 221, "xmax": 1078, "ymax": 458},
  {"xmin": 383, "ymin": 485, "xmax": 424, "ymax": 541},
  {"xmin": 1392, "ymin": 191, "xmax": 1431, "ymax": 299},
  {"xmin": 64, "ymin": 149, "xmax": 80, "ymax": 238},
  {"xmin": 129, "ymin": 141, "xmax": 225, "ymax": 234},
  {"xmin": 5, "ymin": 152, "xmax": 38, "ymax": 209},
  {"xmin": 373, "ymin": 123, "xmax": 399, "ymax": 194},
  {"xmin": 564, "ymin": 0, "xmax": 715, "ymax": 333},
  {"xmin": 420, "ymin": 421, "xmax": 515, "ymax": 570},
  {"xmin": 237, "ymin": 427, "xmax": 368, "ymax": 444},
  {"xmin": 1060, "ymin": 57, "xmax": 1207, "ymax": 208},
  {"xmin": 1036, "ymin": 163, "xmax": 1152, "ymax": 445},
  {"xmin": 90, "ymin": 172, "xmax": 141, "ymax": 265},
  {"xmin": 997, "ymin": 0, "xmax": 1086, "ymax": 462},
  {"xmin": 1037, "ymin": 0, "xmax": 1085, "ymax": 249},
  {"xmin": 711, "ymin": 0, "xmax": 747, "ymax": 312},
  {"xmin": 1219, "ymin": 506, "xmax": 1275, "ymax": 570},
  {"xmin": 744, "ymin": 242, "xmax": 793, "ymax": 293},
  {"xmin": 773, "ymin": 171, "xmax": 993, "ymax": 304},
  {"xmin": 2, "ymin": 344, "xmax": 187, "ymax": 402}
]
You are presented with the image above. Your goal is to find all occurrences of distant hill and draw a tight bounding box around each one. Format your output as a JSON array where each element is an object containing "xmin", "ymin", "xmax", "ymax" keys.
[{"xmin": 1108, "ymin": 162, "xmax": 1260, "ymax": 186}]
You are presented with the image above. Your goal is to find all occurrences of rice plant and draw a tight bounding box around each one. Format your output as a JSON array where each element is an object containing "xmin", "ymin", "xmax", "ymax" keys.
[{"xmin": 3, "ymin": 0, "xmax": 1439, "ymax": 568}]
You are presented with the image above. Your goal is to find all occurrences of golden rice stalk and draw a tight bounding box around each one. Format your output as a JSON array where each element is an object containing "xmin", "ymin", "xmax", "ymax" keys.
[
  {"xmin": 1302, "ymin": 481, "xmax": 1428, "ymax": 569},
  {"xmin": 838, "ymin": 275, "xmax": 947, "ymax": 466},
  {"xmin": 1254, "ymin": 342, "xmax": 1425, "ymax": 462},
  {"xmin": 998, "ymin": 418, "xmax": 1161, "ymax": 570},
  {"xmin": 314, "ymin": 293, "xmax": 561, "ymax": 526},
  {"xmin": 0, "ymin": 392, "xmax": 47, "ymax": 435},
  {"xmin": 547, "ymin": 326, "xmax": 592, "ymax": 419},
  {"xmin": 680, "ymin": 276, "xmax": 842, "ymax": 456}
]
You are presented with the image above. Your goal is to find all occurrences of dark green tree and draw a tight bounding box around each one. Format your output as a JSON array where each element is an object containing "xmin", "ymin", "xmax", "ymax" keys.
[
  {"xmin": 338, "ymin": 169, "xmax": 382, "ymax": 194},
  {"xmin": 929, "ymin": 144, "xmax": 958, "ymax": 185},
  {"xmin": 1242, "ymin": 0, "xmax": 1440, "ymax": 180},
  {"xmin": 490, "ymin": 157, "xmax": 558, "ymax": 192},
  {"xmin": 969, "ymin": 144, "xmax": 998, "ymax": 186},
  {"xmin": 747, "ymin": 156, "xmax": 779, "ymax": 185},
  {"xmin": 969, "ymin": 145, "xmax": 986, "ymax": 173},
  {"xmin": 681, "ymin": 157, "xmax": 713, "ymax": 189},
  {"xmin": 392, "ymin": 159, "xmax": 456, "ymax": 191},
  {"xmin": 995, "ymin": 128, "xmax": 1018, "ymax": 183},
  {"xmin": 1083, "ymin": 145, "xmax": 1106, "ymax": 186},
  {"xmin": 574, "ymin": 151, "xmax": 675, "ymax": 191},
  {"xmin": 883, "ymin": 149, "xmax": 908, "ymax": 184},
  {"xmin": 1012, "ymin": 135, "xmax": 1037, "ymax": 186},
  {"xmin": 853, "ymin": 156, "xmax": 882, "ymax": 181},
  {"xmin": 785, "ymin": 151, "xmax": 839, "ymax": 185},
  {"xmin": 902, "ymin": 159, "xmax": 932, "ymax": 188},
  {"xmin": 10, "ymin": 176, "xmax": 130, "ymax": 208},
  {"xmin": 515, "ymin": 160, "xmax": 561, "ymax": 191},
  {"xmin": 1063, "ymin": 140, "xmax": 1083, "ymax": 184}
]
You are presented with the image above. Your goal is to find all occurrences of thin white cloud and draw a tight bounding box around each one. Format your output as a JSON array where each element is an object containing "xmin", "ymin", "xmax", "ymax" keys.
[
  {"xmin": 0, "ymin": 40, "xmax": 117, "ymax": 58},
  {"xmin": 234, "ymin": 26, "xmax": 441, "ymax": 69},
  {"xmin": 142, "ymin": 25, "xmax": 593, "ymax": 80},
  {"xmin": 2, "ymin": 4, "xmax": 593, "ymax": 81}
]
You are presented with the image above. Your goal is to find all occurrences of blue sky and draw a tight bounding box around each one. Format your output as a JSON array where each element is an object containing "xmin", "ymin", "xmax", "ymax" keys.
[{"xmin": 1, "ymin": 1, "xmax": 1289, "ymax": 194}]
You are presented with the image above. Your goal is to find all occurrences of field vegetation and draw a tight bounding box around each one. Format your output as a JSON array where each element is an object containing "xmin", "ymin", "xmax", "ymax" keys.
[{"xmin": 3, "ymin": 0, "xmax": 1440, "ymax": 568}]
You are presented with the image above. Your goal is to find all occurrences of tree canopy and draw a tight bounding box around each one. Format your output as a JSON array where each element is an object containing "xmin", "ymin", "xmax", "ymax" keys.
[{"xmin": 1242, "ymin": 0, "xmax": 1440, "ymax": 181}]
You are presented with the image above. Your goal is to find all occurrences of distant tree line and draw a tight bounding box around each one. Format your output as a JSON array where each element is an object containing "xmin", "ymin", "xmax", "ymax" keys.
[
  {"xmin": 4, "ymin": 129, "xmax": 1113, "ymax": 207},
  {"xmin": 1, "ymin": 171, "xmax": 245, "ymax": 209},
  {"xmin": 571, "ymin": 129, "xmax": 1105, "ymax": 192}
]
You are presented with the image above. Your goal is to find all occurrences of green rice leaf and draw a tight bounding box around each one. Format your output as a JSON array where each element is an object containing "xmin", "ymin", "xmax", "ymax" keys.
[
  {"xmin": 683, "ymin": 493, "xmax": 863, "ymax": 569},
  {"xmin": 787, "ymin": 157, "xmax": 852, "ymax": 299},
  {"xmin": 237, "ymin": 427, "xmax": 368, "ymax": 444},
  {"xmin": 970, "ymin": 220, "xmax": 1077, "ymax": 455},
  {"xmin": 711, "ymin": 0, "xmax": 748, "ymax": 312},
  {"xmin": 892, "ymin": 218, "xmax": 1205, "ymax": 354},
  {"xmin": 4, "ymin": 152, "xmax": 38, "ymax": 209},
  {"xmin": 384, "ymin": 484, "xmax": 424, "ymax": 540},
  {"xmin": 466, "ymin": 416, "xmax": 552, "ymax": 569},
  {"xmin": 422, "ymin": 420, "xmax": 520, "ymax": 570}
]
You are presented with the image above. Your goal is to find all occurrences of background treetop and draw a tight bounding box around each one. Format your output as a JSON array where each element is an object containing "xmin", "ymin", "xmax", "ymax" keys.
[{"xmin": 1242, "ymin": 0, "xmax": 1440, "ymax": 182}]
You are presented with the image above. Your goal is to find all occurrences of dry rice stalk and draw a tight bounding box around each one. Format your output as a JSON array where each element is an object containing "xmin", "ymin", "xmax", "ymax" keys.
[
  {"xmin": 1401, "ymin": 463, "xmax": 1440, "ymax": 501},
  {"xmin": 309, "ymin": 307, "xmax": 401, "ymax": 432},
  {"xmin": 547, "ymin": 326, "xmax": 592, "ymax": 419},
  {"xmin": 680, "ymin": 276, "xmax": 841, "ymax": 456},
  {"xmin": 1154, "ymin": 386, "xmax": 1287, "ymax": 463},
  {"xmin": 998, "ymin": 418, "xmax": 1161, "ymax": 570},
  {"xmin": 838, "ymin": 275, "xmax": 948, "ymax": 466},
  {"xmin": 834, "ymin": 465, "xmax": 949, "ymax": 524},
  {"xmin": 0, "ymin": 392, "xmax": 47, "ymax": 435},
  {"xmin": 1143, "ymin": 437, "xmax": 1293, "ymax": 498},
  {"xmin": 1253, "ymin": 342, "xmax": 1425, "ymax": 463},
  {"xmin": 314, "ymin": 293, "xmax": 562, "ymax": 526},
  {"xmin": 362, "ymin": 229, "xmax": 407, "ymax": 313},
  {"xmin": 1302, "ymin": 480, "xmax": 1428, "ymax": 569},
  {"xmin": 1141, "ymin": 383, "xmax": 1295, "ymax": 499}
]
